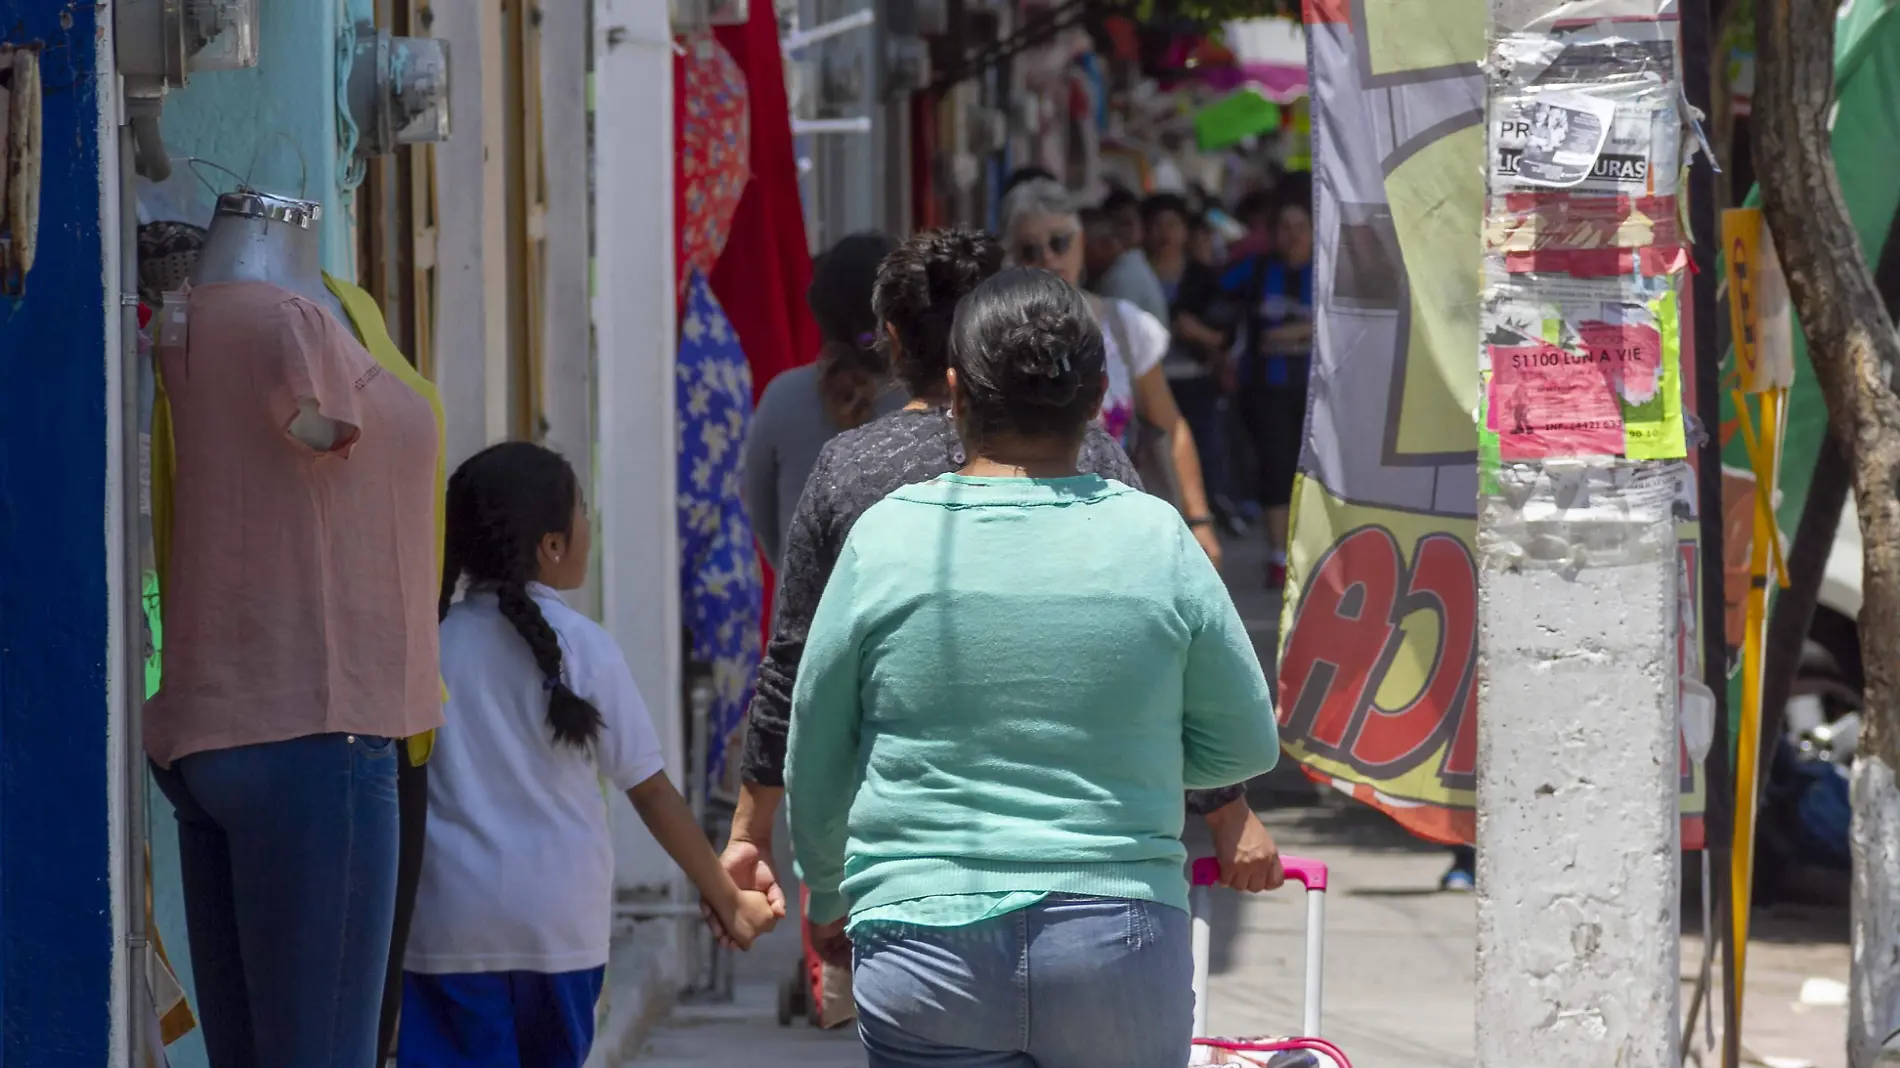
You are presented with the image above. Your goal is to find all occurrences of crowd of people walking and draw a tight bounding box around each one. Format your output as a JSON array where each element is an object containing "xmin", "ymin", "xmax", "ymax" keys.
[
  {"xmin": 156, "ymin": 171, "xmax": 1321, "ymax": 1068},
  {"xmin": 702, "ymin": 171, "xmax": 1327, "ymax": 1065},
  {"xmin": 411, "ymin": 176, "xmax": 1321, "ymax": 1066}
]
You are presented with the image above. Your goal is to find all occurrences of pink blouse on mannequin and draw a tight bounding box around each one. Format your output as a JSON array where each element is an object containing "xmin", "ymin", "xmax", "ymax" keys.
[{"xmin": 145, "ymin": 280, "xmax": 444, "ymax": 767}]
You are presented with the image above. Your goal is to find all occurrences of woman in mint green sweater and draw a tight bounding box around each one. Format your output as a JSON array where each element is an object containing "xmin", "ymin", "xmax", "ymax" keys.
[{"xmin": 786, "ymin": 268, "xmax": 1281, "ymax": 1067}]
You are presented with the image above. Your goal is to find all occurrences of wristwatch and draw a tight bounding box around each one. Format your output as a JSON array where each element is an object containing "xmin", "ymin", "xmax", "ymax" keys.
[{"xmin": 1185, "ymin": 515, "xmax": 1215, "ymax": 529}]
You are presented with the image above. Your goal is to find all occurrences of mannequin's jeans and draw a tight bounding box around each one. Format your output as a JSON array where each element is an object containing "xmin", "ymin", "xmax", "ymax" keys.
[{"xmin": 151, "ymin": 732, "xmax": 400, "ymax": 1068}]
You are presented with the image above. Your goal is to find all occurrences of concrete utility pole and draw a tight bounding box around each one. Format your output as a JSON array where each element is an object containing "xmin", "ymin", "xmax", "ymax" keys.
[
  {"xmin": 1477, "ymin": 468, "xmax": 1682, "ymax": 1066},
  {"xmin": 1473, "ymin": 4, "xmax": 1688, "ymax": 1064}
]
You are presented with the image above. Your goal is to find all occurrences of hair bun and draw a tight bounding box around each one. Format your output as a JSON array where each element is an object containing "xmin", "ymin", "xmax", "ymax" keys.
[
  {"xmin": 995, "ymin": 318, "xmax": 1085, "ymax": 408},
  {"xmin": 1000, "ymin": 321, "xmax": 1072, "ymax": 380}
]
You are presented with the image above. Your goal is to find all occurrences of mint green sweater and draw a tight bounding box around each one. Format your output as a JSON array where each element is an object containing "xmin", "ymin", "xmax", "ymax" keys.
[{"xmin": 785, "ymin": 474, "xmax": 1280, "ymax": 926}]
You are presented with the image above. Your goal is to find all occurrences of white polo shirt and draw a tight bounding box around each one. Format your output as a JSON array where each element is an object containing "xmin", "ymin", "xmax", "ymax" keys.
[{"xmin": 406, "ymin": 584, "xmax": 666, "ymax": 975}]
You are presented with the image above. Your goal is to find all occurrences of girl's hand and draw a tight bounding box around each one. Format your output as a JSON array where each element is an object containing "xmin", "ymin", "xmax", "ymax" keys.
[{"xmin": 722, "ymin": 889, "xmax": 780, "ymax": 950}]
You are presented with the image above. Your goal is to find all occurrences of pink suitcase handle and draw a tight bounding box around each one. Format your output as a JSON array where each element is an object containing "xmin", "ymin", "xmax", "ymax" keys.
[
  {"xmin": 1189, "ymin": 855, "xmax": 1331, "ymax": 1044},
  {"xmin": 1191, "ymin": 855, "xmax": 1329, "ymax": 892}
]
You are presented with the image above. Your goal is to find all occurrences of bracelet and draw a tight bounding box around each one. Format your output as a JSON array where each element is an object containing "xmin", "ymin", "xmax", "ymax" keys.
[{"xmin": 1185, "ymin": 515, "xmax": 1215, "ymax": 528}]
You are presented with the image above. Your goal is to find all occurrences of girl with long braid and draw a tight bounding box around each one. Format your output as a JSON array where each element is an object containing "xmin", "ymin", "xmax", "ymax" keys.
[{"xmin": 400, "ymin": 442, "xmax": 776, "ymax": 1068}]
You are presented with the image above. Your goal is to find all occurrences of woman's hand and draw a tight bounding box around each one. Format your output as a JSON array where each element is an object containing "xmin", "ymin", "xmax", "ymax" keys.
[
  {"xmin": 1204, "ymin": 797, "xmax": 1285, "ymax": 893},
  {"xmin": 1192, "ymin": 523, "xmax": 1224, "ymax": 569},
  {"xmin": 810, "ymin": 915, "xmax": 853, "ymax": 967}
]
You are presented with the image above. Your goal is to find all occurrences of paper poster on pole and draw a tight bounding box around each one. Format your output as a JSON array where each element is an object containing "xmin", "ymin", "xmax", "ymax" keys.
[
  {"xmin": 1491, "ymin": 75, "xmax": 1679, "ymax": 196},
  {"xmin": 1508, "ymin": 91, "xmax": 1615, "ymax": 187},
  {"xmin": 1477, "ymin": 270, "xmax": 1686, "ymax": 460}
]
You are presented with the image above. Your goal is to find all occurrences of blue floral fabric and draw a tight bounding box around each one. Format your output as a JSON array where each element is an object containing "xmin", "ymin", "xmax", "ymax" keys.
[{"xmin": 676, "ymin": 268, "xmax": 764, "ymax": 783}]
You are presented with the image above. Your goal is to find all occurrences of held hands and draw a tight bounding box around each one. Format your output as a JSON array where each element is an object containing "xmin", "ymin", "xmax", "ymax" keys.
[
  {"xmin": 701, "ymin": 836, "xmax": 788, "ymax": 950},
  {"xmin": 718, "ymin": 890, "xmax": 781, "ymax": 950},
  {"xmin": 1205, "ymin": 797, "xmax": 1285, "ymax": 893}
]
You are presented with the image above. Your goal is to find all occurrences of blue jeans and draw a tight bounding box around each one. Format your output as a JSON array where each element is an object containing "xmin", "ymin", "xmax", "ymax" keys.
[
  {"xmin": 151, "ymin": 732, "xmax": 400, "ymax": 1068},
  {"xmin": 851, "ymin": 895, "xmax": 1194, "ymax": 1067},
  {"xmin": 397, "ymin": 968, "xmax": 606, "ymax": 1068}
]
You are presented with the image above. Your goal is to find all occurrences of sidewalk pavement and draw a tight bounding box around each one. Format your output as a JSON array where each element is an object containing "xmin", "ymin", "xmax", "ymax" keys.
[{"xmin": 624, "ymin": 537, "xmax": 1852, "ymax": 1067}]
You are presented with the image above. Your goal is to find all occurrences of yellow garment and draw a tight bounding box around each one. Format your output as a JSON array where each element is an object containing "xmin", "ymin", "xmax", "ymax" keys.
[
  {"xmin": 325, "ymin": 276, "xmax": 445, "ymax": 765},
  {"xmin": 151, "ymin": 278, "xmax": 446, "ymax": 765}
]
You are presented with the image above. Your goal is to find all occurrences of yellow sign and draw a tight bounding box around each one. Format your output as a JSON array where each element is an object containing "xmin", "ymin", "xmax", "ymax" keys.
[{"xmin": 1722, "ymin": 208, "xmax": 1796, "ymax": 394}]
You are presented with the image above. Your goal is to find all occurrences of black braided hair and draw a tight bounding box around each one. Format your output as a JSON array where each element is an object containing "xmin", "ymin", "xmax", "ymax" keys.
[{"xmin": 442, "ymin": 441, "xmax": 604, "ymax": 749}]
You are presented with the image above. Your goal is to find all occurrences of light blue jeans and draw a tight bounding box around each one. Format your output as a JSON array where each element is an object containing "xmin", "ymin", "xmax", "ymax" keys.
[{"xmin": 851, "ymin": 895, "xmax": 1194, "ymax": 1067}]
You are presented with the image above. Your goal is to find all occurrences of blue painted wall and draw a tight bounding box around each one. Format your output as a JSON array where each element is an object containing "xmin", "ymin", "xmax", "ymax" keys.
[
  {"xmin": 147, "ymin": 4, "xmax": 364, "ymax": 1064},
  {"xmin": 0, "ymin": 1, "xmax": 114, "ymax": 1065}
]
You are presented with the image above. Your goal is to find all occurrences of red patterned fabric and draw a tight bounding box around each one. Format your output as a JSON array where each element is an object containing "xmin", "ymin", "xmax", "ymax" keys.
[
  {"xmin": 673, "ymin": 37, "xmax": 750, "ymax": 296},
  {"xmin": 711, "ymin": 2, "xmax": 820, "ymax": 403},
  {"xmin": 708, "ymin": 0, "xmax": 821, "ymax": 640}
]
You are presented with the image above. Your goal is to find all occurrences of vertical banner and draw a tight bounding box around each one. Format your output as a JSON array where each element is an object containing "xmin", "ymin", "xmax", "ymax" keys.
[{"xmin": 1280, "ymin": 0, "xmax": 1705, "ymax": 845}]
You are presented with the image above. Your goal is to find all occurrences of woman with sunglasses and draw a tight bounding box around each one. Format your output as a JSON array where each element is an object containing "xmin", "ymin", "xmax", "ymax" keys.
[{"xmin": 999, "ymin": 179, "xmax": 1223, "ymax": 567}]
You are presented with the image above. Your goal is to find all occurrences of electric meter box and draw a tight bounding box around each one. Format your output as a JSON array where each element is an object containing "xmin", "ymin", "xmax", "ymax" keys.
[{"xmin": 187, "ymin": 0, "xmax": 261, "ymax": 73}]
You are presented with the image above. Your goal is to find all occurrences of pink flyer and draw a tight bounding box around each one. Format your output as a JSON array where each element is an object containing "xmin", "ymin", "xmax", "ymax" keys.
[{"xmin": 1487, "ymin": 342, "xmax": 1625, "ymax": 458}]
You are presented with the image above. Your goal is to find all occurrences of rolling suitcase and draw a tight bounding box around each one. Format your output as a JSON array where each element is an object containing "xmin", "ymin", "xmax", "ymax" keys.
[{"xmin": 1188, "ymin": 855, "xmax": 1355, "ymax": 1068}]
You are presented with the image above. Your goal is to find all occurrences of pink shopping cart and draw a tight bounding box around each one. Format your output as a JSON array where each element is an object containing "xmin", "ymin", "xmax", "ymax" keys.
[{"xmin": 1188, "ymin": 855, "xmax": 1355, "ymax": 1068}]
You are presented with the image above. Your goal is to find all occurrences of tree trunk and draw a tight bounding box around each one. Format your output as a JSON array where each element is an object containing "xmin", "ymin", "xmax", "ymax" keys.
[
  {"xmin": 1763, "ymin": 199, "xmax": 1900, "ymax": 776},
  {"xmin": 1755, "ymin": 1, "xmax": 1900, "ymax": 1064}
]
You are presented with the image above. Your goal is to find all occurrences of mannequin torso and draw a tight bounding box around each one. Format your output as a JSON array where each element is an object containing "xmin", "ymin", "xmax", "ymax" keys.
[{"xmin": 190, "ymin": 191, "xmax": 349, "ymax": 449}]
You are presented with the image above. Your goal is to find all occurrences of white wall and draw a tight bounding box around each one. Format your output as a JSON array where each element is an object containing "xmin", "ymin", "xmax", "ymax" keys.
[
  {"xmin": 431, "ymin": 0, "xmax": 510, "ymax": 467},
  {"xmin": 593, "ymin": 0, "xmax": 684, "ymax": 897},
  {"xmin": 540, "ymin": 0, "xmax": 599, "ymax": 618}
]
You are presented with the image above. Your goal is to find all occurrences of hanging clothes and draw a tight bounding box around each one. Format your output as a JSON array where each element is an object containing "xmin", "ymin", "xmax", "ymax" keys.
[
  {"xmin": 675, "ymin": 268, "xmax": 765, "ymax": 782},
  {"xmin": 710, "ymin": 0, "xmax": 820, "ymax": 399},
  {"xmin": 685, "ymin": 2, "xmax": 820, "ymax": 664},
  {"xmin": 674, "ymin": 35, "xmax": 750, "ymax": 297}
]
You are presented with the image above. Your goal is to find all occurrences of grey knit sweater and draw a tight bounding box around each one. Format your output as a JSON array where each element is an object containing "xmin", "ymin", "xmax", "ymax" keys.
[{"xmin": 740, "ymin": 405, "xmax": 1247, "ymax": 817}]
